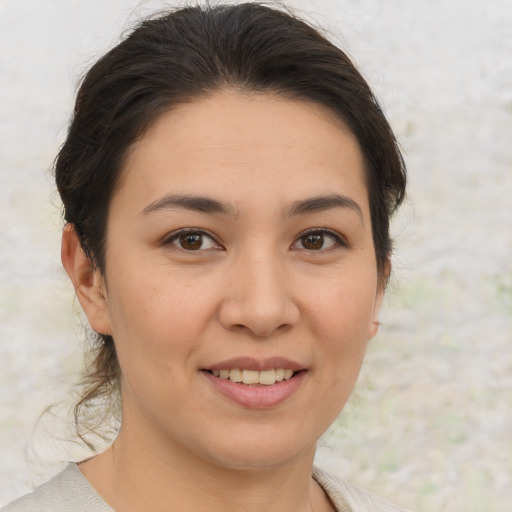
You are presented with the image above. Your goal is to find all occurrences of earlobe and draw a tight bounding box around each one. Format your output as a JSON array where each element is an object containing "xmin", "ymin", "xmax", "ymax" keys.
[
  {"xmin": 61, "ymin": 224, "xmax": 112, "ymax": 335},
  {"xmin": 368, "ymin": 291, "xmax": 384, "ymax": 340},
  {"xmin": 368, "ymin": 260, "xmax": 390, "ymax": 340},
  {"xmin": 368, "ymin": 318, "xmax": 381, "ymax": 340}
]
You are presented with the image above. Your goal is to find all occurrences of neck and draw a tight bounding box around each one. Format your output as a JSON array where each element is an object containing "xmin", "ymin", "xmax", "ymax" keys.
[{"xmin": 80, "ymin": 422, "xmax": 329, "ymax": 512}]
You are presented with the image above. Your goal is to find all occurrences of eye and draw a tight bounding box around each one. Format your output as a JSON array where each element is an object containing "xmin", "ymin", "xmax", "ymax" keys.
[
  {"xmin": 165, "ymin": 229, "xmax": 220, "ymax": 251},
  {"xmin": 292, "ymin": 229, "xmax": 345, "ymax": 251}
]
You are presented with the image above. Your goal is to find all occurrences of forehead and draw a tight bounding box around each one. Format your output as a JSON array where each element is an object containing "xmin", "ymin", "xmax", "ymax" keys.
[{"xmin": 116, "ymin": 89, "xmax": 369, "ymax": 216}]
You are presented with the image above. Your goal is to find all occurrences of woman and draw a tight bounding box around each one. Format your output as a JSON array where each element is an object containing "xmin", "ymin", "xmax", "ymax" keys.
[{"xmin": 2, "ymin": 3, "xmax": 407, "ymax": 511}]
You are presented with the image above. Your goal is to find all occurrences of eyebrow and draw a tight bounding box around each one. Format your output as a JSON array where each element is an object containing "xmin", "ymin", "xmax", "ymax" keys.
[
  {"xmin": 140, "ymin": 192, "xmax": 363, "ymax": 222},
  {"xmin": 287, "ymin": 194, "xmax": 364, "ymax": 222},
  {"xmin": 140, "ymin": 194, "xmax": 236, "ymax": 217}
]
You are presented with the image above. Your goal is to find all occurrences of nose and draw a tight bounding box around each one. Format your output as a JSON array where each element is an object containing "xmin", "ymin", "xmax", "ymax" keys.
[{"xmin": 218, "ymin": 250, "xmax": 300, "ymax": 338}]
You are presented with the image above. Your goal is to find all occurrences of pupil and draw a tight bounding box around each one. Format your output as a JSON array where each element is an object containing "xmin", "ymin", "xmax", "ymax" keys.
[
  {"xmin": 303, "ymin": 233, "xmax": 323, "ymax": 250},
  {"xmin": 180, "ymin": 233, "xmax": 202, "ymax": 250}
]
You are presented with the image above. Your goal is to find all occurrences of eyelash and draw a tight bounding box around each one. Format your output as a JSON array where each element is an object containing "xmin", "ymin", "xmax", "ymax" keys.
[
  {"xmin": 163, "ymin": 229, "xmax": 222, "ymax": 251},
  {"xmin": 291, "ymin": 228, "xmax": 347, "ymax": 251},
  {"xmin": 162, "ymin": 228, "xmax": 347, "ymax": 252}
]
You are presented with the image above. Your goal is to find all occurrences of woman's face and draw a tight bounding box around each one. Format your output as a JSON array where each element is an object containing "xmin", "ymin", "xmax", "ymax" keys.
[{"xmin": 91, "ymin": 90, "xmax": 384, "ymax": 470}]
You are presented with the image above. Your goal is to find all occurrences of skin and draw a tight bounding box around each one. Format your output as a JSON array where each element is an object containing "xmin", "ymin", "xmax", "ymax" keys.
[{"xmin": 62, "ymin": 89, "xmax": 386, "ymax": 512}]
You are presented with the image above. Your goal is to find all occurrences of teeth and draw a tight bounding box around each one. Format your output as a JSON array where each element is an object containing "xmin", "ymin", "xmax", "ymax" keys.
[
  {"xmin": 259, "ymin": 369, "xmax": 276, "ymax": 385},
  {"xmin": 229, "ymin": 368, "xmax": 243, "ymax": 383},
  {"xmin": 210, "ymin": 368, "xmax": 296, "ymax": 385},
  {"xmin": 242, "ymin": 370, "xmax": 259, "ymax": 385}
]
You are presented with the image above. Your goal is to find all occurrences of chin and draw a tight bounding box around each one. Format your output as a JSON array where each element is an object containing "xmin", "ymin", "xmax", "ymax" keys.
[
  {"xmin": 206, "ymin": 448, "xmax": 313, "ymax": 472},
  {"xmin": 194, "ymin": 427, "xmax": 318, "ymax": 472}
]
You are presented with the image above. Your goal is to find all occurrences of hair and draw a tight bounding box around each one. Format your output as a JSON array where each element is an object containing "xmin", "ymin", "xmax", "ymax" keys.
[{"xmin": 54, "ymin": 2, "xmax": 406, "ymax": 445}]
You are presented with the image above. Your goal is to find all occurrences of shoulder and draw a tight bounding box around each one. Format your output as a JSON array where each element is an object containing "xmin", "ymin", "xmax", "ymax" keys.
[
  {"xmin": 313, "ymin": 466, "xmax": 411, "ymax": 512},
  {"xmin": 1, "ymin": 464, "xmax": 113, "ymax": 512}
]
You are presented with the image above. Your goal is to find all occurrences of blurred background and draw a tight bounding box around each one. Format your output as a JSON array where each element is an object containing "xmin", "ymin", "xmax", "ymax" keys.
[{"xmin": 0, "ymin": 0, "xmax": 511, "ymax": 510}]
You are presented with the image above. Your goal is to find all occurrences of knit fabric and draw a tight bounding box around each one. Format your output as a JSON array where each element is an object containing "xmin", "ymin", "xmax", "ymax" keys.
[{"xmin": 2, "ymin": 463, "xmax": 408, "ymax": 512}]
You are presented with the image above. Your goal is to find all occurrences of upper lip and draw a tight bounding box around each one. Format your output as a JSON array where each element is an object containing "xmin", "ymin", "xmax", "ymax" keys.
[{"xmin": 206, "ymin": 357, "xmax": 305, "ymax": 372}]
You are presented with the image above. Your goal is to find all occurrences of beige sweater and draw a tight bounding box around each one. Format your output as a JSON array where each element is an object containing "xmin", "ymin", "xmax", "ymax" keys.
[{"xmin": 2, "ymin": 464, "xmax": 408, "ymax": 512}]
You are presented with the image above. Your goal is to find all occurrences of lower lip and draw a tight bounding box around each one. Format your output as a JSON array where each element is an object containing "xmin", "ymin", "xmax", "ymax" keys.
[{"xmin": 203, "ymin": 371, "xmax": 306, "ymax": 409}]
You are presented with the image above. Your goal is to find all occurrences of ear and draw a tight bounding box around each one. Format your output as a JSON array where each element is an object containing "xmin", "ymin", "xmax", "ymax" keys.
[
  {"xmin": 368, "ymin": 259, "xmax": 391, "ymax": 340},
  {"xmin": 61, "ymin": 224, "xmax": 112, "ymax": 335}
]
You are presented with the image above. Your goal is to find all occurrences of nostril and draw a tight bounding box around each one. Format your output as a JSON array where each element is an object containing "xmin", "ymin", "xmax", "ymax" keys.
[{"xmin": 218, "ymin": 291, "xmax": 300, "ymax": 337}]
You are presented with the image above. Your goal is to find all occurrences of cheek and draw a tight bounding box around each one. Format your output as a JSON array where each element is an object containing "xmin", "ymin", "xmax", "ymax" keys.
[
  {"xmin": 105, "ymin": 274, "xmax": 219, "ymax": 413},
  {"xmin": 305, "ymin": 269, "xmax": 377, "ymax": 383},
  {"xmin": 104, "ymin": 271, "xmax": 210, "ymax": 364},
  {"xmin": 308, "ymin": 270, "xmax": 378, "ymax": 335}
]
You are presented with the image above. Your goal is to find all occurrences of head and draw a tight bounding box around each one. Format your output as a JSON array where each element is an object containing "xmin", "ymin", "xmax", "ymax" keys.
[{"xmin": 57, "ymin": 3, "xmax": 406, "ymax": 452}]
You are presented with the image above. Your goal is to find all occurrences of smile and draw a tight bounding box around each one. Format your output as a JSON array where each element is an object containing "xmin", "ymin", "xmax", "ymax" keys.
[
  {"xmin": 202, "ymin": 358, "xmax": 306, "ymax": 408},
  {"xmin": 209, "ymin": 368, "xmax": 295, "ymax": 386}
]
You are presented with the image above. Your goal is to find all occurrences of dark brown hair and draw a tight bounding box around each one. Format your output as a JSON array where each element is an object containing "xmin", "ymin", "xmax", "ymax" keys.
[{"xmin": 55, "ymin": 2, "xmax": 406, "ymax": 443}]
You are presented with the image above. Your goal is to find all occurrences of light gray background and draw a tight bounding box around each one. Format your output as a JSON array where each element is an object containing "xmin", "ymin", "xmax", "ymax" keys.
[{"xmin": 1, "ymin": 1, "xmax": 511, "ymax": 510}]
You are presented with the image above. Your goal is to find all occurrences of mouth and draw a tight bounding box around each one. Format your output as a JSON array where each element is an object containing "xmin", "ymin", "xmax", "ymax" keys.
[
  {"xmin": 201, "ymin": 357, "xmax": 306, "ymax": 407},
  {"xmin": 205, "ymin": 368, "xmax": 298, "ymax": 386}
]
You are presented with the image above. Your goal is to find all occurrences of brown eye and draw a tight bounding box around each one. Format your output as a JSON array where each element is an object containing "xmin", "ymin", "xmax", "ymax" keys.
[
  {"xmin": 292, "ymin": 230, "xmax": 343, "ymax": 251},
  {"xmin": 301, "ymin": 233, "xmax": 324, "ymax": 250},
  {"xmin": 167, "ymin": 230, "xmax": 219, "ymax": 251},
  {"xmin": 179, "ymin": 233, "xmax": 204, "ymax": 250}
]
